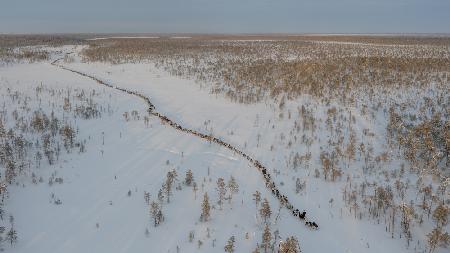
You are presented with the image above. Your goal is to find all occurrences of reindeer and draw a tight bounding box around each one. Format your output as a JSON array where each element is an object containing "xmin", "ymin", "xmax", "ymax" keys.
[{"xmin": 299, "ymin": 211, "xmax": 306, "ymax": 219}]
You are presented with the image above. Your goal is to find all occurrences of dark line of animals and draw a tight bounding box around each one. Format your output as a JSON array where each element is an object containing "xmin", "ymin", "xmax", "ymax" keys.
[{"xmin": 52, "ymin": 53, "xmax": 319, "ymax": 230}]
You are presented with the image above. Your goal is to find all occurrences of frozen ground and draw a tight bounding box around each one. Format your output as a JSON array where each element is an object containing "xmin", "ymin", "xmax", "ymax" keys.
[{"xmin": 0, "ymin": 45, "xmax": 447, "ymax": 252}]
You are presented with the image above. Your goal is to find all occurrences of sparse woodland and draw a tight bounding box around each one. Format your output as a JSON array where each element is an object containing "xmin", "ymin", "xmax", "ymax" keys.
[
  {"xmin": 0, "ymin": 35, "xmax": 85, "ymax": 66},
  {"xmin": 83, "ymin": 36, "xmax": 449, "ymax": 104},
  {"xmin": 0, "ymin": 35, "xmax": 448, "ymax": 253},
  {"xmin": 82, "ymin": 36, "xmax": 449, "ymax": 252},
  {"xmin": 0, "ymin": 75, "xmax": 115, "ymax": 249}
]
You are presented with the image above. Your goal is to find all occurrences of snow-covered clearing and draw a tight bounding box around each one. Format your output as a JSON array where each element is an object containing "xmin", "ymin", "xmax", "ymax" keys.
[{"xmin": 0, "ymin": 44, "xmax": 447, "ymax": 253}]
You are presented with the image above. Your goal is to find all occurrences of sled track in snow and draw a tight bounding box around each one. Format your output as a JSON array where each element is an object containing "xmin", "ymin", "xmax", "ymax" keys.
[{"xmin": 51, "ymin": 55, "xmax": 319, "ymax": 230}]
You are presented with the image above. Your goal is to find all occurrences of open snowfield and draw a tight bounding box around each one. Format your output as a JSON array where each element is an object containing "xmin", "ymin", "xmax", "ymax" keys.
[{"xmin": 0, "ymin": 37, "xmax": 448, "ymax": 253}]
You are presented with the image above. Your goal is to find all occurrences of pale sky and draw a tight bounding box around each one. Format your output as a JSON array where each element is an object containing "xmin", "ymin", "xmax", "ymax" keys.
[{"xmin": 1, "ymin": 0, "xmax": 449, "ymax": 34}]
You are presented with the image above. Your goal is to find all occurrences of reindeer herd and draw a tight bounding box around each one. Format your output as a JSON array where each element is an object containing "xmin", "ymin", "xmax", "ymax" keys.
[{"xmin": 52, "ymin": 54, "xmax": 319, "ymax": 230}]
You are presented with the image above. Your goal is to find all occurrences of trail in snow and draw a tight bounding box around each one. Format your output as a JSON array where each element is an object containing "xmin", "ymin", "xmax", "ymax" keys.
[{"xmin": 51, "ymin": 53, "xmax": 319, "ymax": 229}]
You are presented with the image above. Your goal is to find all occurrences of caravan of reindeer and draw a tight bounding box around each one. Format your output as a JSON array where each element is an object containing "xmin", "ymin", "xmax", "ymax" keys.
[{"xmin": 52, "ymin": 54, "xmax": 319, "ymax": 230}]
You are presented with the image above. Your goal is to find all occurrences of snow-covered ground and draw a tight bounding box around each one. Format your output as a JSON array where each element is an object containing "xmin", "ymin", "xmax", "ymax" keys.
[
  {"xmin": 0, "ymin": 45, "xmax": 447, "ymax": 253},
  {"xmin": 86, "ymin": 37, "xmax": 161, "ymax": 41}
]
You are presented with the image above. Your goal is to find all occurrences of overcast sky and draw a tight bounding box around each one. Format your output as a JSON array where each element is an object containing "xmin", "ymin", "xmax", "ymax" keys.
[{"xmin": 1, "ymin": 0, "xmax": 449, "ymax": 34}]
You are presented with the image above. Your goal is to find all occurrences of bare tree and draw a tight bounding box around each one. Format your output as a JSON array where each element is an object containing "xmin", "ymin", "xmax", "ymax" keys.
[
  {"xmin": 200, "ymin": 193, "xmax": 211, "ymax": 222},
  {"xmin": 227, "ymin": 176, "xmax": 239, "ymax": 204},
  {"xmin": 279, "ymin": 236, "xmax": 301, "ymax": 253},
  {"xmin": 259, "ymin": 198, "xmax": 272, "ymax": 224},
  {"xmin": 261, "ymin": 224, "xmax": 272, "ymax": 253},
  {"xmin": 163, "ymin": 169, "xmax": 177, "ymax": 203},
  {"xmin": 432, "ymin": 204, "xmax": 449, "ymax": 228},
  {"xmin": 185, "ymin": 169, "xmax": 194, "ymax": 186},
  {"xmin": 253, "ymin": 191, "xmax": 261, "ymax": 215},
  {"xmin": 6, "ymin": 227, "xmax": 17, "ymax": 245},
  {"xmin": 224, "ymin": 236, "xmax": 235, "ymax": 253},
  {"xmin": 216, "ymin": 178, "xmax": 226, "ymax": 209},
  {"xmin": 150, "ymin": 201, "xmax": 163, "ymax": 226},
  {"xmin": 427, "ymin": 227, "xmax": 450, "ymax": 253}
]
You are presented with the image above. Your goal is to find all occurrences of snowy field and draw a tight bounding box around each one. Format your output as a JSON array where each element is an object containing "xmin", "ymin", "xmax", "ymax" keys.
[{"xmin": 0, "ymin": 38, "xmax": 448, "ymax": 253}]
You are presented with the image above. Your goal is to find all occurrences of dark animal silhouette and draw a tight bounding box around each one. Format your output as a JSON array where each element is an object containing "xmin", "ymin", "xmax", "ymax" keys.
[{"xmin": 51, "ymin": 54, "xmax": 319, "ymax": 230}]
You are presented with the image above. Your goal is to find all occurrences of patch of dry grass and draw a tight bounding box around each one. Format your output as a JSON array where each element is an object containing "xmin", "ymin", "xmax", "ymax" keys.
[{"xmin": 82, "ymin": 36, "xmax": 450, "ymax": 103}]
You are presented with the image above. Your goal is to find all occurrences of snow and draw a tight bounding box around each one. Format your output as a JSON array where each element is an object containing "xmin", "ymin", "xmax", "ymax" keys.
[
  {"xmin": 86, "ymin": 37, "xmax": 160, "ymax": 41},
  {"xmin": 0, "ymin": 45, "xmax": 447, "ymax": 253}
]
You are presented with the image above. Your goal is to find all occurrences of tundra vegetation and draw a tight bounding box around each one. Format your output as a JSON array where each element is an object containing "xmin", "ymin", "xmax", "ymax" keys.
[
  {"xmin": 0, "ymin": 81, "xmax": 111, "ymax": 249},
  {"xmin": 0, "ymin": 35, "xmax": 448, "ymax": 253},
  {"xmin": 82, "ymin": 35, "xmax": 450, "ymax": 252}
]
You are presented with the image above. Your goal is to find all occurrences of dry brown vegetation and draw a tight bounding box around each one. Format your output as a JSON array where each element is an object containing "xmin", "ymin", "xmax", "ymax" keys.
[
  {"xmin": 2, "ymin": 34, "xmax": 448, "ymax": 252},
  {"xmin": 82, "ymin": 36, "xmax": 449, "ymax": 104},
  {"xmin": 0, "ymin": 35, "xmax": 85, "ymax": 64},
  {"xmin": 0, "ymin": 82, "xmax": 111, "ymax": 249}
]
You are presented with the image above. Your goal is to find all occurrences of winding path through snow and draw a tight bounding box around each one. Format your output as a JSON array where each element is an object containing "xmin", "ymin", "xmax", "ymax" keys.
[{"xmin": 51, "ymin": 53, "xmax": 319, "ymax": 229}]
